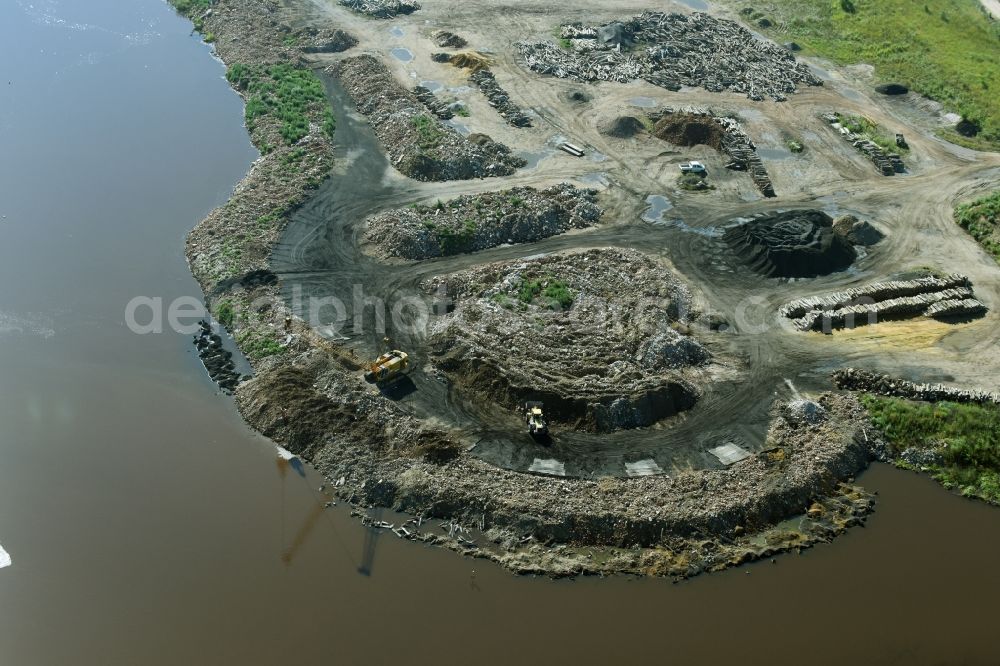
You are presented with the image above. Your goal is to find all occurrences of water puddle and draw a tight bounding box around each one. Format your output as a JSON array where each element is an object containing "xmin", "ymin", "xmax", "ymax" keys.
[
  {"xmin": 579, "ymin": 172, "xmax": 610, "ymax": 187},
  {"xmin": 628, "ymin": 96, "xmax": 657, "ymax": 108},
  {"xmin": 517, "ymin": 149, "xmax": 555, "ymax": 169},
  {"xmin": 528, "ymin": 458, "xmax": 566, "ymax": 476},
  {"xmin": 388, "ymin": 26, "xmax": 404, "ymax": 38},
  {"xmin": 758, "ymin": 147, "xmax": 793, "ymax": 160},
  {"xmin": 448, "ymin": 85, "xmax": 472, "ymax": 94},
  {"xmin": 419, "ymin": 80, "xmax": 442, "ymax": 92},
  {"xmin": 676, "ymin": 0, "xmax": 709, "ymax": 9},
  {"xmin": 390, "ymin": 47, "xmax": 414, "ymax": 63},
  {"xmin": 641, "ymin": 194, "xmax": 673, "ymax": 223}
]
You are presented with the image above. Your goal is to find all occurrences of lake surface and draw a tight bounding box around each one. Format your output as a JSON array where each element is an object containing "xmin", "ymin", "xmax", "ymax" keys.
[{"xmin": 1, "ymin": 1, "xmax": 999, "ymax": 664}]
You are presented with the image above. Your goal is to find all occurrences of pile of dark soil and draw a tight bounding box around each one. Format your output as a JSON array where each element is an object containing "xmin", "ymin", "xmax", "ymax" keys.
[
  {"xmin": 724, "ymin": 210, "xmax": 858, "ymax": 278},
  {"xmin": 874, "ymin": 83, "xmax": 908, "ymax": 95},
  {"xmin": 653, "ymin": 113, "xmax": 725, "ymax": 149},
  {"xmin": 599, "ymin": 115, "xmax": 644, "ymax": 138}
]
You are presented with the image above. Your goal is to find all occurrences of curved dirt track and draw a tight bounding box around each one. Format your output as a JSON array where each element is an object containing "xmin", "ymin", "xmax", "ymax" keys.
[{"xmin": 272, "ymin": 0, "xmax": 1000, "ymax": 478}]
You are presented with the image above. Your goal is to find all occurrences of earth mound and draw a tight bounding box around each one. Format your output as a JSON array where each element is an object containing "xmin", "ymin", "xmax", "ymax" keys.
[
  {"xmin": 599, "ymin": 115, "xmax": 645, "ymax": 138},
  {"xmin": 724, "ymin": 210, "xmax": 858, "ymax": 278},
  {"xmin": 426, "ymin": 249, "xmax": 715, "ymax": 432},
  {"xmin": 832, "ymin": 214, "xmax": 884, "ymax": 246},
  {"xmin": 653, "ymin": 112, "xmax": 725, "ymax": 149}
]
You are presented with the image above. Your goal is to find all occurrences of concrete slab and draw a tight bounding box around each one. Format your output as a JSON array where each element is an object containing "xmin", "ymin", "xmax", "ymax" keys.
[
  {"xmin": 709, "ymin": 443, "xmax": 752, "ymax": 466},
  {"xmin": 528, "ymin": 458, "xmax": 566, "ymax": 476},
  {"xmin": 625, "ymin": 459, "xmax": 665, "ymax": 477}
]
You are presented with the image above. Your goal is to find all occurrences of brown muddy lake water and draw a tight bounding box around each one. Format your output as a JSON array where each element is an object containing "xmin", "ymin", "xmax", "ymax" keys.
[{"xmin": 0, "ymin": 1, "xmax": 998, "ymax": 664}]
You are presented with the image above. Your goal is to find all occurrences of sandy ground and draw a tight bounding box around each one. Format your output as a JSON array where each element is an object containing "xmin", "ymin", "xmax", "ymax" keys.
[{"xmin": 271, "ymin": 0, "xmax": 1000, "ymax": 479}]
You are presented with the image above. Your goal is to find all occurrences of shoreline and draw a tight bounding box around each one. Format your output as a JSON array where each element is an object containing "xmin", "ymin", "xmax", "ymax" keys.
[{"xmin": 167, "ymin": 0, "xmax": 990, "ymax": 579}]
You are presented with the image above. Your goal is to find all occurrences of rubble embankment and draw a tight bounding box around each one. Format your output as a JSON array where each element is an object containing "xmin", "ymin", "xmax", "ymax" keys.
[
  {"xmin": 338, "ymin": 0, "xmax": 419, "ymax": 18},
  {"xmin": 517, "ymin": 11, "xmax": 821, "ymax": 101},
  {"xmin": 424, "ymin": 248, "xmax": 714, "ymax": 432},
  {"xmin": 470, "ymin": 70, "xmax": 532, "ymax": 127},
  {"xmin": 238, "ymin": 360, "xmax": 878, "ymax": 576},
  {"xmin": 362, "ymin": 184, "xmax": 601, "ymax": 260},
  {"xmin": 834, "ymin": 368, "xmax": 1000, "ymax": 406},
  {"xmin": 333, "ymin": 55, "xmax": 525, "ymax": 181},
  {"xmin": 780, "ymin": 274, "xmax": 987, "ymax": 332}
]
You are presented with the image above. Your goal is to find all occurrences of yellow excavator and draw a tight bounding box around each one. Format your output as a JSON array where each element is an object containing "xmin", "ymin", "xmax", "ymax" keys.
[{"xmin": 364, "ymin": 350, "xmax": 409, "ymax": 384}]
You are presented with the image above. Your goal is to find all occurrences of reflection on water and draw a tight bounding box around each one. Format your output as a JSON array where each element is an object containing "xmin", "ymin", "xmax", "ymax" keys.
[{"xmin": 391, "ymin": 47, "xmax": 413, "ymax": 63}]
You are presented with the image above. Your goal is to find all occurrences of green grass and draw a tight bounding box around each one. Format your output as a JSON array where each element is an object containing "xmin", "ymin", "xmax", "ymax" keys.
[
  {"xmin": 738, "ymin": 0, "xmax": 1000, "ymax": 148},
  {"xmin": 226, "ymin": 63, "xmax": 333, "ymax": 147},
  {"xmin": 835, "ymin": 112, "xmax": 906, "ymax": 152},
  {"xmin": 236, "ymin": 328, "xmax": 285, "ymax": 360},
  {"xmin": 517, "ymin": 278, "xmax": 574, "ymax": 309},
  {"xmin": 954, "ymin": 190, "xmax": 1000, "ymax": 263},
  {"xmin": 436, "ymin": 219, "xmax": 477, "ymax": 254},
  {"xmin": 215, "ymin": 299, "xmax": 235, "ymax": 328},
  {"xmin": 411, "ymin": 114, "xmax": 446, "ymax": 150},
  {"xmin": 862, "ymin": 395, "xmax": 1000, "ymax": 504}
]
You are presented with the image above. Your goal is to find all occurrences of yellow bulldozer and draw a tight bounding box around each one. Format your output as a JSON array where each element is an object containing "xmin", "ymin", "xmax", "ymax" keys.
[{"xmin": 364, "ymin": 350, "xmax": 409, "ymax": 384}]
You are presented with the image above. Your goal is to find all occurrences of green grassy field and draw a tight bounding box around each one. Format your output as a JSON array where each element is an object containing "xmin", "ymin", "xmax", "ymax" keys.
[
  {"xmin": 955, "ymin": 190, "xmax": 1000, "ymax": 262},
  {"xmin": 862, "ymin": 395, "xmax": 1000, "ymax": 504},
  {"xmin": 736, "ymin": 0, "xmax": 1000, "ymax": 149}
]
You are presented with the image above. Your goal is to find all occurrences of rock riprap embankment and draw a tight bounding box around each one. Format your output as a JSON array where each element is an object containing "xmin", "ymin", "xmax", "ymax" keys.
[
  {"xmin": 517, "ymin": 11, "xmax": 821, "ymax": 101},
  {"xmin": 363, "ymin": 184, "xmax": 601, "ymax": 259},
  {"xmin": 425, "ymin": 248, "xmax": 715, "ymax": 432},
  {"xmin": 333, "ymin": 55, "xmax": 525, "ymax": 181}
]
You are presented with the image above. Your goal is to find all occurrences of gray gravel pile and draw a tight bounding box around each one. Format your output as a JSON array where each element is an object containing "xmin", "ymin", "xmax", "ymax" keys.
[
  {"xmin": 333, "ymin": 55, "xmax": 525, "ymax": 181},
  {"xmin": 424, "ymin": 248, "xmax": 713, "ymax": 431},
  {"xmin": 363, "ymin": 184, "xmax": 601, "ymax": 259},
  {"xmin": 517, "ymin": 12, "xmax": 821, "ymax": 101}
]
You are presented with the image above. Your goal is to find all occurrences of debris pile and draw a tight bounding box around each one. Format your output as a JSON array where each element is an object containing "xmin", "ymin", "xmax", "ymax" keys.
[
  {"xmin": 434, "ymin": 51, "xmax": 492, "ymax": 72},
  {"xmin": 651, "ymin": 108, "xmax": 775, "ymax": 196},
  {"xmin": 834, "ymin": 368, "xmax": 1000, "ymax": 406},
  {"xmin": 724, "ymin": 210, "xmax": 857, "ymax": 278},
  {"xmin": 433, "ymin": 30, "xmax": 467, "ymax": 48},
  {"xmin": 598, "ymin": 115, "xmax": 645, "ymax": 138},
  {"xmin": 412, "ymin": 85, "xmax": 453, "ymax": 119},
  {"xmin": 517, "ymin": 12, "xmax": 821, "ymax": 101},
  {"xmin": 338, "ymin": 0, "xmax": 419, "ymax": 18},
  {"xmin": 822, "ymin": 113, "xmax": 904, "ymax": 176},
  {"xmin": 469, "ymin": 70, "xmax": 532, "ymax": 127},
  {"xmin": 363, "ymin": 184, "xmax": 601, "ymax": 259},
  {"xmin": 831, "ymin": 214, "xmax": 884, "ymax": 246},
  {"xmin": 780, "ymin": 274, "xmax": 987, "ymax": 331},
  {"xmin": 425, "ymin": 248, "xmax": 713, "ymax": 432},
  {"xmin": 333, "ymin": 55, "xmax": 525, "ymax": 181}
]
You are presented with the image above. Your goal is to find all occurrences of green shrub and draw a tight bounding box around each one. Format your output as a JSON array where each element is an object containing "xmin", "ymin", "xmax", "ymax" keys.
[
  {"xmin": 225, "ymin": 63, "xmax": 333, "ymax": 146},
  {"xmin": 862, "ymin": 395, "xmax": 1000, "ymax": 504},
  {"xmin": 215, "ymin": 300, "xmax": 235, "ymax": 328},
  {"xmin": 954, "ymin": 190, "xmax": 1000, "ymax": 263}
]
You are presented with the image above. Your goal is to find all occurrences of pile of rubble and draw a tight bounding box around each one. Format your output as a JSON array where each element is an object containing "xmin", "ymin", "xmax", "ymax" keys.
[
  {"xmin": 412, "ymin": 85, "xmax": 453, "ymax": 120},
  {"xmin": 780, "ymin": 274, "xmax": 987, "ymax": 332},
  {"xmin": 470, "ymin": 70, "xmax": 532, "ymax": 127},
  {"xmin": 337, "ymin": 0, "xmax": 419, "ymax": 18},
  {"xmin": 332, "ymin": 55, "xmax": 525, "ymax": 181},
  {"xmin": 425, "ymin": 248, "xmax": 714, "ymax": 432},
  {"xmin": 724, "ymin": 210, "xmax": 857, "ymax": 278},
  {"xmin": 834, "ymin": 368, "xmax": 1000, "ymax": 406},
  {"xmin": 433, "ymin": 30, "xmax": 467, "ymax": 48},
  {"xmin": 517, "ymin": 12, "xmax": 821, "ymax": 101},
  {"xmin": 651, "ymin": 108, "xmax": 774, "ymax": 196},
  {"xmin": 822, "ymin": 113, "xmax": 904, "ymax": 176},
  {"xmin": 363, "ymin": 184, "xmax": 601, "ymax": 259}
]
